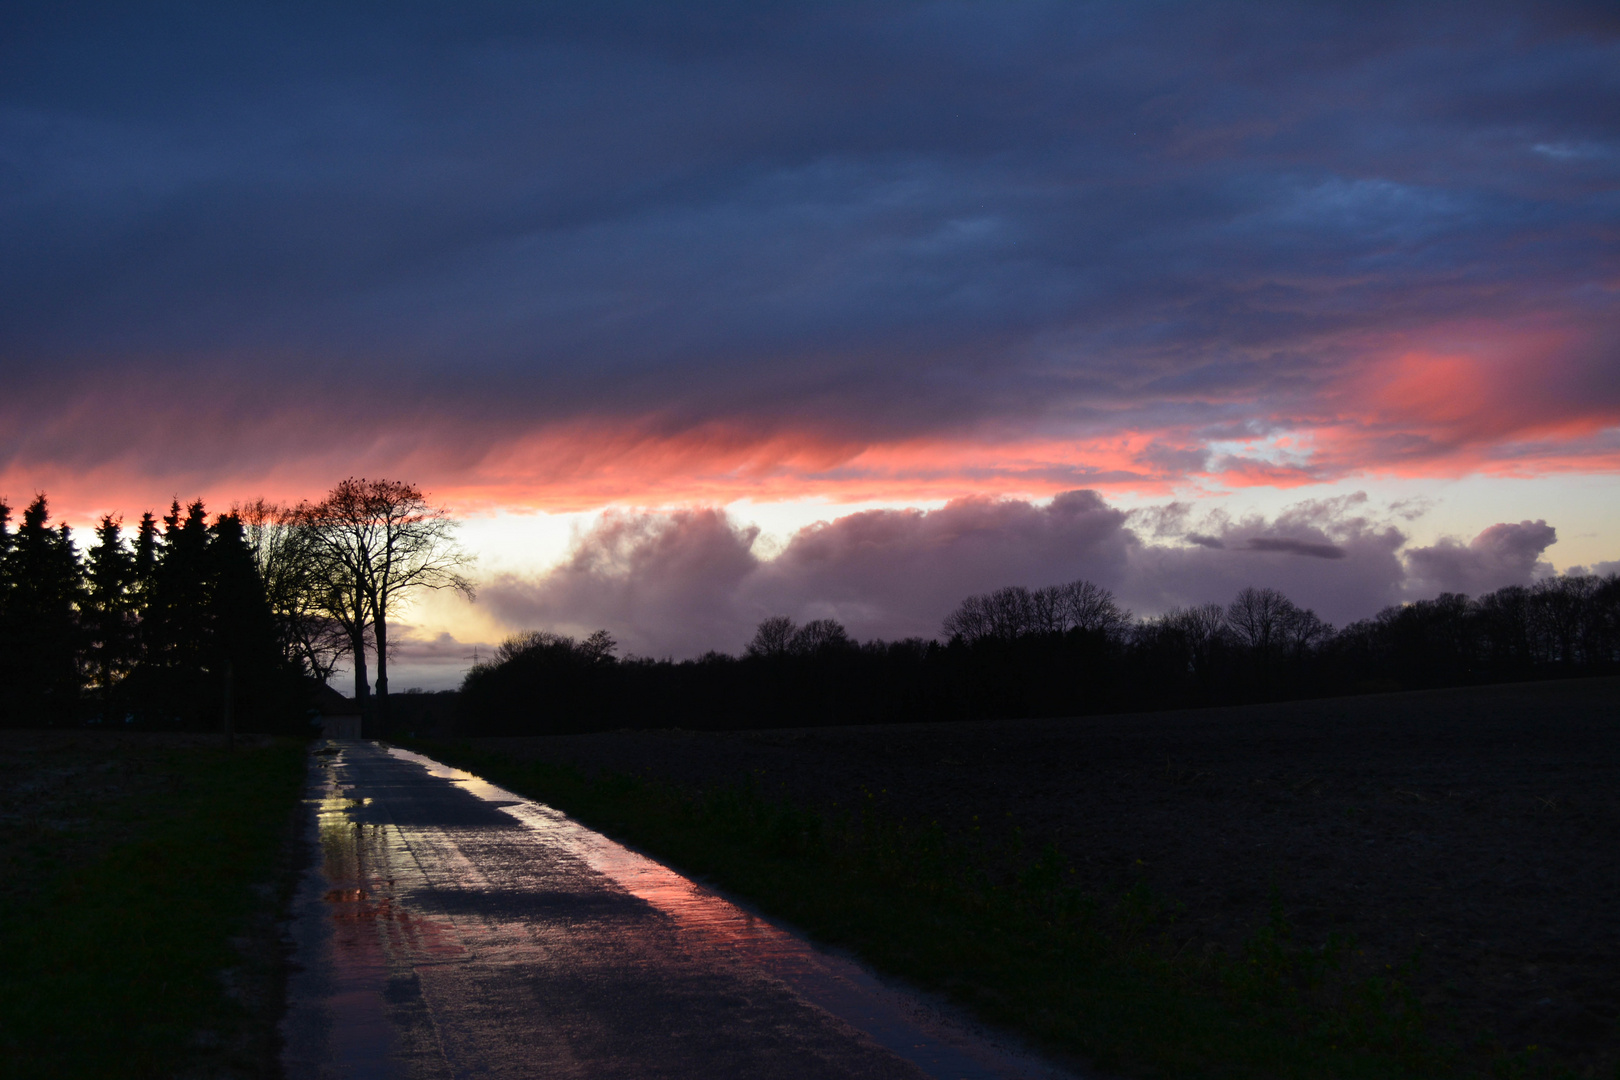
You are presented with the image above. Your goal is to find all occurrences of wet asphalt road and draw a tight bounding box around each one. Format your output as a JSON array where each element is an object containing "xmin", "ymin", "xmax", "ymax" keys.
[{"xmin": 282, "ymin": 741, "xmax": 1075, "ymax": 1080}]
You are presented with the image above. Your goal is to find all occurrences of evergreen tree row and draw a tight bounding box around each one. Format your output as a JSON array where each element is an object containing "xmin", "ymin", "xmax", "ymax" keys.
[{"xmin": 0, "ymin": 494, "xmax": 305, "ymax": 731}]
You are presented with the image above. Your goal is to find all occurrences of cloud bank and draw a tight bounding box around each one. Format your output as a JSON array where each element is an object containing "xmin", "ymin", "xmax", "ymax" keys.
[
  {"xmin": 480, "ymin": 490, "xmax": 1572, "ymax": 658},
  {"xmin": 3, "ymin": 4, "xmax": 1618, "ymax": 510}
]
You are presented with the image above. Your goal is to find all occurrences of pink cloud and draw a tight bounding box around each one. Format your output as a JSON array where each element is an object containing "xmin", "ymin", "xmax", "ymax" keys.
[{"xmin": 3, "ymin": 317, "xmax": 1616, "ymax": 527}]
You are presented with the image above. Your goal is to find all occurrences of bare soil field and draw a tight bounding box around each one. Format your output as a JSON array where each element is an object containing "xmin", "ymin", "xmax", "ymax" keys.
[{"xmin": 483, "ymin": 677, "xmax": 1620, "ymax": 1069}]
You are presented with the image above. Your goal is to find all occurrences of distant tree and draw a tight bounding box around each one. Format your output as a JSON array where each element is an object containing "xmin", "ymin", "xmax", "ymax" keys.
[
  {"xmin": 746, "ymin": 615, "xmax": 797, "ymax": 658},
  {"xmin": 578, "ymin": 629, "xmax": 618, "ymax": 663},
  {"xmin": 1476, "ymin": 585, "xmax": 1533, "ymax": 671},
  {"xmin": 1226, "ymin": 585, "xmax": 1305, "ymax": 692},
  {"xmin": 1372, "ymin": 592, "xmax": 1477, "ymax": 686},
  {"xmin": 1278, "ymin": 606, "xmax": 1332, "ymax": 658},
  {"xmin": 945, "ymin": 579, "xmax": 1126, "ymax": 644},
  {"xmin": 941, "ymin": 593, "xmax": 992, "ymax": 643},
  {"xmin": 1529, "ymin": 575, "xmax": 1599, "ymax": 668},
  {"xmin": 1226, "ymin": 586, "xmax": 1295, "ymax": 655},
  {"xmin": 984, "ymin": 586, "xmax": 1036, "ymax": 640},
  {"xmin": 1028, "ymin": 585, "xmax": 1064, "ymax": 634},
  {"xmin": 1166, "ymin": 602, "xmax": 1229, "ymax": 686},
  {"xmin": 493, "ymin": 629, "xmax": 563, "ymax": 665},
  {"xmin": 790, "ymin": 618, "xmax": 853, "ymax": 655},
  {"xmin": 943, "ymin": 586, "xmax": 1036, "ymax": 642},
  {"xmin": 1593, "ymin": 574, "xmax": 1620, "ymax": 666},
  {"xmin": 1055, "ymin": 580, "xmax": 1131, "ymax": 636}
]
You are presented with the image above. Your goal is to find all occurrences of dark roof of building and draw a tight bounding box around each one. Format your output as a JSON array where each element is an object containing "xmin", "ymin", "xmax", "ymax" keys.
[{"xmin": 312, "ymin": 682, "xmax": 362, "ymax": 716}]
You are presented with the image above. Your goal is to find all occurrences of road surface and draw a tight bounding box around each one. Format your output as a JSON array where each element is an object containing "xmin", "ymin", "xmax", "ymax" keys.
[{"xmin": 281, "ymin": 741, "xmax": 1078, "ymax": 1080}]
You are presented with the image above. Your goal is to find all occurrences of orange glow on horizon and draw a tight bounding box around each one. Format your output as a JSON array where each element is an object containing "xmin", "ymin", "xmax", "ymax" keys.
[
  {"xmin": 8, "ymin": 413, "xmax": 1617, "ymax": 533},
  {"xmin": 4, "ymin": 327, "xmax": 1618, "ymax": 527}
]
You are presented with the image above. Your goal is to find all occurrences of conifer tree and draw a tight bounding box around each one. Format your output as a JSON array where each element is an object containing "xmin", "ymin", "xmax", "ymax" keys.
[
  {"xmin": 0, "ymin": 495, "xmax": 83, "ymax": 725},
  {"xmin": 131, "ymin": 511, "xmax": 160, "ymax": 606},
  {"xmin": 207, "ymin": 512, "xmax": 293, "ymax": 724},
  {"xmin": 126, "ymin": 500, "xmax": 215, "ymax": 724},
  {"xmin": 0, "ymin": 498, "xmax": 12, "ymax": 725},
  {"xmin": 84, "ymin": 514, "xmax": 138, "ymax": 708}
]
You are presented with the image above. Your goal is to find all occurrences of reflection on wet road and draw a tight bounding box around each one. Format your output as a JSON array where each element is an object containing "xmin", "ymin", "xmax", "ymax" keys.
[{"xmin": 282, "ymin": 741, "xmax": 1076, "ymax": 1080}]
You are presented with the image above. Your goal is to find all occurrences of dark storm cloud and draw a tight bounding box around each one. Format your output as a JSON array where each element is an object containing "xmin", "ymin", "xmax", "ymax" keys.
[
  {"xmin": 2, "ymin": 2, "xmax": 1618, "ymax": 486},
  {"xmin": 1243, "ymin": 538, "xmax": 1346, "ymax": 559}
]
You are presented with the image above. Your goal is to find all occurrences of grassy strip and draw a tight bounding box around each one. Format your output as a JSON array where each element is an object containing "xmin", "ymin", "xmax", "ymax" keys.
[
  {"xmin": 405, "ymin": 739, "xmax": 1490, "ymax": 1080},
  {"xmin": 0, "ymin": 739, "xmax": 308, "ymax": 1080}
]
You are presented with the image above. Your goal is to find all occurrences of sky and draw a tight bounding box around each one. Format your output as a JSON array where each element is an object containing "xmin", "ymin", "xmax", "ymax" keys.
[{"xmin": 2, "ymin": 3, "xmax": 1617, "ymax": 688}]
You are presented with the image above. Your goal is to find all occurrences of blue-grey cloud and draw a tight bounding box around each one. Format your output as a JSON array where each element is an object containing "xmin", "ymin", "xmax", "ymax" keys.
[
  {"xmin": 2, "ymin": 3, "xmax": 1617, "ymax": 486},
  {"xmin": 1403, "ymin": 519, "xmax": 1559, "ymax": 597}
]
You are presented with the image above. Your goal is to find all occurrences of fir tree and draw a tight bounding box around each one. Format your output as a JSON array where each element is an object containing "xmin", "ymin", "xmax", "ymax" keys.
[
  {"xmin": 83, "ymin": 514, "xmax": 138, "ymax": 709},
  {"xmin": 0, "ymin": 495, "xmax": 83, "ymax": 726},
  {"xmin": 131, "ymin": 510, "xmax": 160, "ymax": 610},
  {"xmin": 147, "ymin": 500, "xmax": 212, "ymax": 672},
  {"xmin": 208, "ymin": 512, "xmax": 294, "ymax": 725},
  {"xmin": 125, "ymin": 500, "xmax": 215, "ymax": 725}
]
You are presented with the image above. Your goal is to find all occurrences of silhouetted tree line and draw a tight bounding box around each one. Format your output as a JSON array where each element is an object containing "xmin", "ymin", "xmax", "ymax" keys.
[
  {"xmin": 0, "ymin": 481, "xmax": 470, "ymax": 733},
  {"xmin": 458, "ymin": 573, "xmax": 1620, "ymax": 735},
  {"xmin": 0, "ymin": 493, "xmax": 300, "ymax": 730}
]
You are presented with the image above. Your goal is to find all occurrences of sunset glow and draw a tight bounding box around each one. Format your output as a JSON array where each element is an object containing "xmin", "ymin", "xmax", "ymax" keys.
[{"xmin": 3, "ymin": 4, "xmax": 1617, "ymax": 684}]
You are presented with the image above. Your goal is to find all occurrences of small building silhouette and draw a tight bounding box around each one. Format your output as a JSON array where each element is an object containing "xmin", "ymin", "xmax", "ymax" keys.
[{"xmin": 313, "ymin": 683, "xmax": 363, "ymax": 739}]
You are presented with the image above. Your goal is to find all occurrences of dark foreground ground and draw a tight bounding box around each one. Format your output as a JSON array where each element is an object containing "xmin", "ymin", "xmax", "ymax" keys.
[
  {"xmin": 481, "ymin": 677, "xmax": 1620, "ymax": 1071},
  {"xmin": 0, "ymin": 731, "xmax": 306, "ymax": 1079}
]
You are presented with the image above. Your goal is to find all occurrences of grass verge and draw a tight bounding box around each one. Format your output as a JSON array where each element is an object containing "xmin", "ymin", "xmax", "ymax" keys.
[
  {"xmin": 0, "ymin": 736, "xmax": 308, "ymax": 1080},
  {"xmin": 406, "ymin": 737, "xmax": 1595, "ymax": 1080}
]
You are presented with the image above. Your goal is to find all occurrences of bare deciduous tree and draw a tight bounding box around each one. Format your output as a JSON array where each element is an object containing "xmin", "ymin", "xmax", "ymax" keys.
[
  {"xmin": 1170, "ymin": 602, "xmax": 1229, "ymax": 681},
  {"xmin": 1226, "ymin": 586, "xmax": 1296, "ymax": 654},
  {"xmin": 301, "ymin": 479, "xmax": 474, "ymax": 730},
  {"xmin": 1054, "ymin": 580, "xmax": 1131, "ymax": 635},
  {"xmin": 293, "ymin": 487, "xmax": 379, "ymax": 706},
  {"xmin": 746, "ymin": 615, "xmax": 797, "ymax": 658},
  {"xmin": 943, "ymin": 579, "xmax": 1128, "ymax": 643},
  {"xmin": 789, "ymin": 618, "xmax": 852, "ymax": 655},
  {"xmin": 1226, "ymin": 585, "xmax": 1331, "ymax": 686},
  {"xmin": 236, "ymin": 498, "xmax": 351, "ymax": 682},
  {"xmin": 941, "ymin": 594, "xmax": 992, "ymax": 642}
]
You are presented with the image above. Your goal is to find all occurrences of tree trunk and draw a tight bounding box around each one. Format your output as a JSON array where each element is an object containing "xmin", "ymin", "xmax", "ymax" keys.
[
  {"xmin": 351, "ymin": 628, "xmax": 369, "ymax": 707},
  {"xmin": 374, "ymin": 609, "xmax": 389, "ymax": 736}
]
